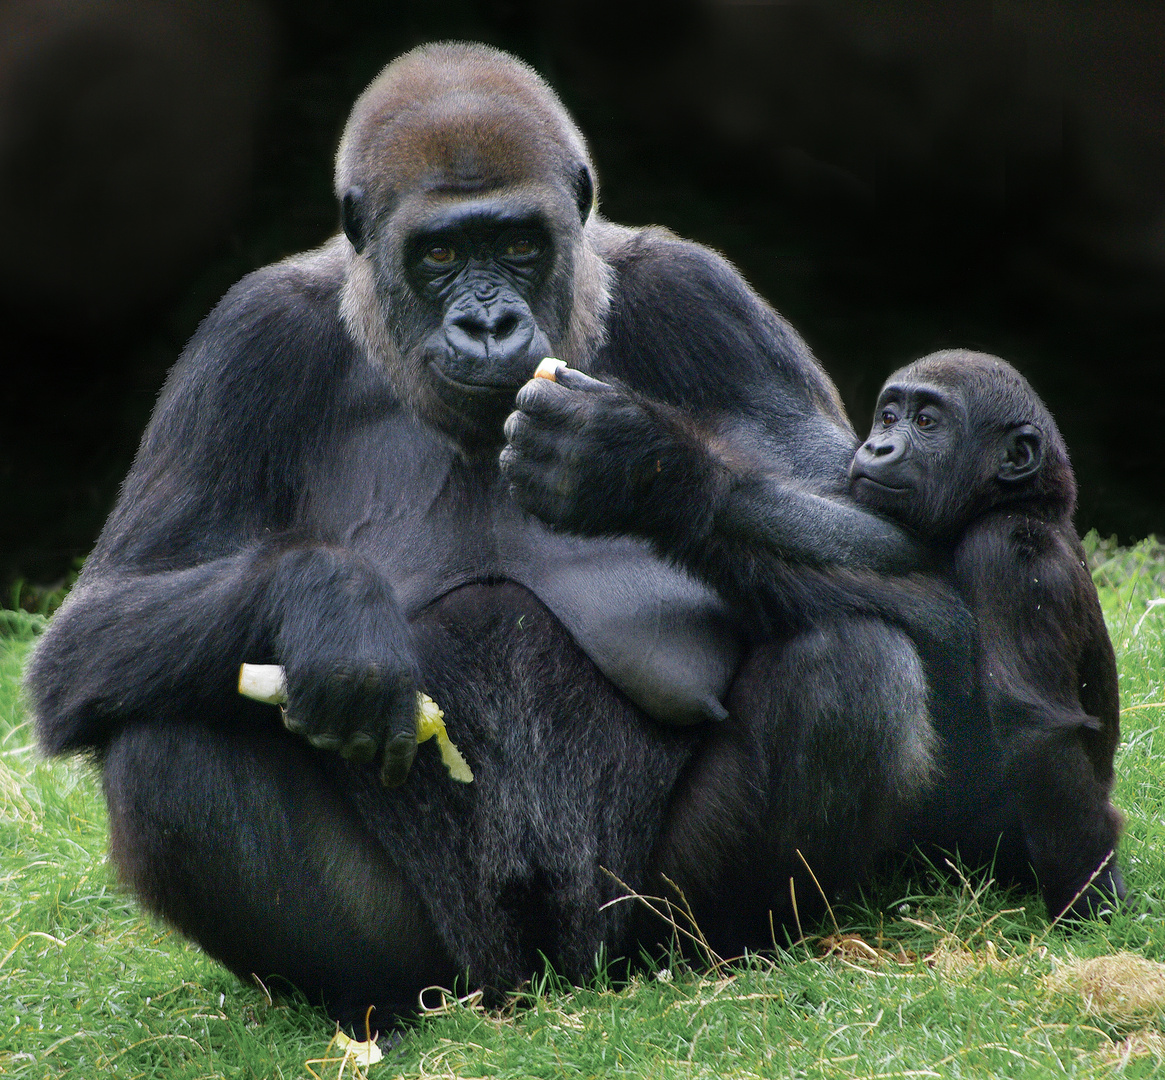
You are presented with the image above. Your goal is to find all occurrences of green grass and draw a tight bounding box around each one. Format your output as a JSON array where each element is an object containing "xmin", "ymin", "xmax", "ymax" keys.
[{"xmin": 2, "ymin": 536, "xmax": 1164, "ymax": 1079}]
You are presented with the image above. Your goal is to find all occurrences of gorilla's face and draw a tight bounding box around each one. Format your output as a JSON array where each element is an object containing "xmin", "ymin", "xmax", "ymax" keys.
[
  {"xmin": 334, "ymin": 45, "xmax": 601, "ymax": 455},
  {"xmin": 381, "ymin": 192, "xmax": 564, "ymax": 448},
  {"xmin": 849, "ymin": 352, "xmax": 1057, "ymax": 541},
  {"xmin": 341, "ymin": 136, "xmax": 594, "ymax": 454}
]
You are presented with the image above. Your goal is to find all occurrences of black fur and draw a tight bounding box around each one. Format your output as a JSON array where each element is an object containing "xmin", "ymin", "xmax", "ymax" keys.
[
  {"xmin": 29, "ymin": 42, "xmax": 952, "ymax": 1028},
  {"xmin": 850, "ymin": 349, "xmax": 1125, "ymax": 919}
]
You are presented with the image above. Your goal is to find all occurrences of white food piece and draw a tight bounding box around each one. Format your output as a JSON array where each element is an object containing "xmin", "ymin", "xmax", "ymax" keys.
[
  {"xmin": 237, "ymin": 663, "xmax": 288, "ymax": 704},
  {"xmin": 534, "ymin": 356, "xmax": 566, "ymax": 381}
]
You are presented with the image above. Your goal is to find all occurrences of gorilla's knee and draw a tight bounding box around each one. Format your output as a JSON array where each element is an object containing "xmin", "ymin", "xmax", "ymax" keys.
[
  {"xmin": 103, "ymin": 721, "xmax": 453, "ymax": 1027},
  {"xmin": 736, "ymin": 619, "xmax": 937, "ymax": 876}
]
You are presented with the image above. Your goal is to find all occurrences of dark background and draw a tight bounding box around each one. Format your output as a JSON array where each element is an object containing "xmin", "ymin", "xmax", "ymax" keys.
[{"xmin": 3, "ymin": 0, "xmax": 1164, "ymax": 593}]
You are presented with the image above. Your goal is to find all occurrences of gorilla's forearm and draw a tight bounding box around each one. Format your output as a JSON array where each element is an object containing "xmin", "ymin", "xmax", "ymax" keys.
[
  {"xmin": 710, "ymin": 472, "xmax": 933, "ymax": 576},
  {"xmin": 27, "ymin": 539, "xmax": 420, "ymax": 771},
  {"xmin": 27, "ymin": 549, "xmax": 278, "ymax": 754}
]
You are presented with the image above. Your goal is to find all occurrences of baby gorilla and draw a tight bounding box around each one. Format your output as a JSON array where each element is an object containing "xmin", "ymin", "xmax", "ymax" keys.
[{"xmin": 849, "ymin": 349, "xmax": 1125, "ymax": 920}]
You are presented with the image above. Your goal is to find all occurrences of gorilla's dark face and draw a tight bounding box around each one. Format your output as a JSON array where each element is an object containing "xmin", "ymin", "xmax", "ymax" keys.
[
  {"xmin": 373, "ymin": 193, "xmax": 562, "ymax": 447},
  {"xmin": 335, "ymin": 45, "xmax": 600, "ymax": 455}
]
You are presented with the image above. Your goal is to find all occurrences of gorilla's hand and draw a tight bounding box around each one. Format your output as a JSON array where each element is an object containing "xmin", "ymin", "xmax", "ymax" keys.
[
  {"xmin": 501, "ymin": 368, "xmax": 680, "ymax": 536},
  {"xmin": 268, "ymin": 546, "xmax": 420, "ymax": 786}
]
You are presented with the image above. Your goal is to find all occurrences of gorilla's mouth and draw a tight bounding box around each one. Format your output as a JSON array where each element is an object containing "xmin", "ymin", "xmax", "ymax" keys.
[
  {"xmin": 427, "ymin": 361, "xmax": 527, "ymax": 397},
  {"xmin": 425, "ymin": 362, "xmax": 524, "ymax": 450},
  {"xmin": 850, "ymin": 473, "xmax": 912, "ymax": 495}
]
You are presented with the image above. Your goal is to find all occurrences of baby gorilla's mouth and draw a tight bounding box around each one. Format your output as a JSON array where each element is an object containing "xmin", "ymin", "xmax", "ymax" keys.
[{"xmin": 850, "ymin": 473, "xmax": 911, "ymax": 494}]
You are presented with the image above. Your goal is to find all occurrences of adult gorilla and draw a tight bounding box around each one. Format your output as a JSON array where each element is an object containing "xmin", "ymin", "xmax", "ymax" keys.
[{"xmin": 28, "ymin": 43, "xmax": 951, "ymax": 1027}]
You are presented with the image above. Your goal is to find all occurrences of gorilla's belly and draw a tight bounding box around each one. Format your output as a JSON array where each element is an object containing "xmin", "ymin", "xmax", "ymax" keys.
[{"xmin": 344, "ymin": 582, "xmax": 696, "ymax": 984}]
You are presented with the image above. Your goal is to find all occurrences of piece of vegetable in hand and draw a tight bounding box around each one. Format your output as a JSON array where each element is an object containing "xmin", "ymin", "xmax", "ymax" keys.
[
  {"xmin": 237, "ymin": 662, "xmax": 287, "ymax": 703},
  {"xmin": 237, "ymin": 663, "xmax": 472, "ymax": 782},
  {"xmin": 534, "ymin": 357, "xmax": 566, "ymax": 381},
  {"xmin": 415, "ymin": 693, "xmax": 474, "ymax": 783}
]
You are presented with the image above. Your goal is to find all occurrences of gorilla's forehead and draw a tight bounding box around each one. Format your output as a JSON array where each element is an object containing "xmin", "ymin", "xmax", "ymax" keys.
[{"xmin": 362, "ymin": 95, "xmax": 570, "ymax": 195}]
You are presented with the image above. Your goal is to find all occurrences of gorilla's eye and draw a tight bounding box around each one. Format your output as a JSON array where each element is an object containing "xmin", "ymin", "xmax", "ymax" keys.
[
  {"xmin": 424, "ymin": 245, "xmax": 457, "ymax": 267},
  {"xmin": 915, "ymin": 412, "xmax": 936, "ymax": 430},
  {"xmin": 502, "ymin": 237, "xmax": 540, "ymax": 259},
  {"xmin": 880, "ymin": 409, "xmax": 898, "ymax": 427}
]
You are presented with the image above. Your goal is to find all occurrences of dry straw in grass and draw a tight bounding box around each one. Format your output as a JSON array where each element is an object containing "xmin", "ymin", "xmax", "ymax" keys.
[
  {"xmin": 1095, "ymin": 1029, "xmax": 1165, "ymax": 1068},
  {"xmin": 1045, "ymin": 952, "xmax": 1165, "ymax": 1030}
]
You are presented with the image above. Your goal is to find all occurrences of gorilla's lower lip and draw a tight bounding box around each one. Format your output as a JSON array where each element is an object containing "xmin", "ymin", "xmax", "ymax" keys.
[
  {"xmin": 851, "ymin": 475, "xmax": 911, "ymax": 494},
  {"xmin": 428, "ymin": 362, "xmax": 526, "ymax": 396}
]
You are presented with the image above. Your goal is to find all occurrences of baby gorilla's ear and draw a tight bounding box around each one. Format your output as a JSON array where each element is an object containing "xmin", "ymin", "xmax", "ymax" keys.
[{"xmin": 998, "ymin": 424, "xmax": 1043, "ymax": 483}]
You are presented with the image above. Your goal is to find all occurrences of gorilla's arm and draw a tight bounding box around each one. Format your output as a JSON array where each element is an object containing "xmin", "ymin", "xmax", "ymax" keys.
[
  {"xmin": 26, "ymin": 252, "xmax": 420, "ymax": 782},
  {"xmin": 501, "ymin": 233, "xmax": 944, "ymax": 638},
  {"xmin": 502, "ymin": 368, "xmax": 924, "ymax": 572},
  {"xmin": 954, "ymin": 515, "xmax": 1125, "ymax": 917}
]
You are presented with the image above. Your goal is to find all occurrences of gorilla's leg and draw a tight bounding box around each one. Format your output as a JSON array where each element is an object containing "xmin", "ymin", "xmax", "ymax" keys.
[
  {"xmin": 103, "ymin": 584, "xmax": 697, "ymax": 1026},
  {"xmin": 103, "ymin": 720, "xmax": 455, "ymax": 1031},
  {"xmin": 658, "ymin": 617, "xmax": 936, "ymax": 952},
  {"xmin": 1008, "ymin": 727, "xmax": 1125, "ymax": 920},
  {"xmin": 373, "ymin": 582, "xmax": 695, "ymax": 990}
]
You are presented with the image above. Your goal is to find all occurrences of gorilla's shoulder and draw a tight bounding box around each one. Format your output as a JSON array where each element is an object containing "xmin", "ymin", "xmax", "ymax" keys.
[
  {"xmin": 139, "ymin": 238, "xmax": 365, "ymax": 470},
  {"xmin": 156, "ymin": 239, "xmax": 360, "ymax": 417},
  {"xmin": 594, "ymin": 222, "xmax": 743, "ymax": 294},
  {"xmin": 591, "ymin": 221, "xmax": 844, "ymax": 420},
  {"xmin": 189, "ymin": 237, "xmax": 352, "ymax": 372}
]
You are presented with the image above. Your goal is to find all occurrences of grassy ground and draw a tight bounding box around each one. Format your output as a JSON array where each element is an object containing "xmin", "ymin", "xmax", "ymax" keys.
[{"xmin": 2, "ymin": 536, "xmax": 1163, "ymax": 1079}]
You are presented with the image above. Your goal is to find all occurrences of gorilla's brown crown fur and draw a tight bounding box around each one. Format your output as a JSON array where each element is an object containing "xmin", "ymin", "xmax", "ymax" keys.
[{"xmin": 335, "ymin": 42, "xmax": 594, "ymax": 211}]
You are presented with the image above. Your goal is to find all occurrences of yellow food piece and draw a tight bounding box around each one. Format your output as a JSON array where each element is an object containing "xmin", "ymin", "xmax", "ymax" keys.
[
  {"xmin": 332, "ymin": 1029, "xmax": 384, "ymax": 1066},
  {"xmin": 238, "ymin": 665, "xmax": 472, "ymax": 783},
  {"xmin": 415, "ymin": 693, "xmax": 474, "ymax": 783}
]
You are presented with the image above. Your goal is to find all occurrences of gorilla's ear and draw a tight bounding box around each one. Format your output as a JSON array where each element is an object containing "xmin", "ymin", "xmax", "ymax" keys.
[
  {"xmin": 341, "ymin": 187, "xmax": 368, "ymax": 254},
  {"xmin": 998, "ymin": 424, "xmax": 1043, "ymax": 483},
  {"xmin": 573, "ymin": 165, "xmax": 594, "ymax": 223}
]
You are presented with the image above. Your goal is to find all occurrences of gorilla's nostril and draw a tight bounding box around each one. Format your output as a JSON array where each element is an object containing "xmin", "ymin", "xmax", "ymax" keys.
[{"xmin": 493, "ymin": 311, "xmax": 520, "ymax": 340}]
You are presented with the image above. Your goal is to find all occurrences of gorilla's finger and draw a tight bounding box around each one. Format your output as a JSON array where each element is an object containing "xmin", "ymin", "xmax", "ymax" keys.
[
  {"xmin": 282, "ymin": 712, "xmax": 309, "ymax": 736},
  {"xmin": 500, "ymin": 419, "xmax": 571, "ymax": 468},
  {"xmin": 498, "ymin": 443, "xmax": 521, "ymax": 475},
  {"xmin": 386, "ymin": 676, "xmax": 419, "ymax": 739},
  {"xmin": 513, "ymin": 377, "xmax": 588, "ymax": 420},
  {"xmin": 554, "ymin": 366, "xmax": 614, "ymax": 393},
  {"xmin": 380, "ymin": 731, "xmax": 418, "ymax": 787},
  {"xmin": 502, "ymin": 411, "xmax": 526, "ymax": 446}
]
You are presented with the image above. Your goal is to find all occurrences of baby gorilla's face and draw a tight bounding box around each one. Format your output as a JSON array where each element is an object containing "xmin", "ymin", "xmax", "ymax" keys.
[
  {"xmin": 849, "ymin": 374, "xmax": 966, "ymax": 538},
  {"xmin": 849, "ymin": 353, "xmax": 1051, "ymax": 542}
]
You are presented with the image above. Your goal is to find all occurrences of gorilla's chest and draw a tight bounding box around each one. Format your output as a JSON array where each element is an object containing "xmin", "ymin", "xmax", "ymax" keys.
[
  {"xmin": 301, "ymin": 411, "xmax": 742, "ymax": 726},
  {"xmin": 301, "ymin": 410, "xmax": 556, "ymax": 606}
]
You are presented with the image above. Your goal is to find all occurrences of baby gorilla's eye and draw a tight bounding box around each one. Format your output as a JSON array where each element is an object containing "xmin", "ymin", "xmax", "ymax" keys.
[
  {"xmin": 915, "ymin": 413, "xmax": 936, "ymax": 429},
  {"xmin": 880, "ymin": 409, "xmax": 898, "ymax": 427}
]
